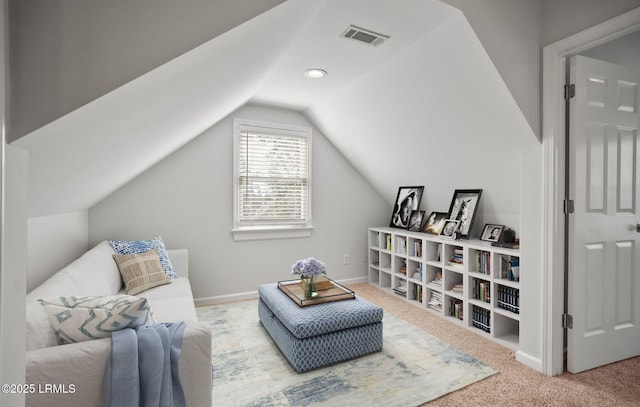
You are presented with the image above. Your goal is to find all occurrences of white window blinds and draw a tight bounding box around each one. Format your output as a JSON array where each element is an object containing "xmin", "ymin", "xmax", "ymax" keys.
[{"xmin": 235, "ymin": 120, "xmax": 311, "ymax": 229}]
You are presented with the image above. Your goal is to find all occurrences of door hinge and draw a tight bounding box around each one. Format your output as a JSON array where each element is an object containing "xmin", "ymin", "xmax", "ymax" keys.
[
  {"xmin": 564, "ymin": 198, "xmax": 574, "ymax": 214},
  {"xmin": 562, "ymin": 313, "xmax": 573, "ymax": 329},
  {"xmin": 564, "ymin": 83, "xmax": 576, "ymax": 99}
]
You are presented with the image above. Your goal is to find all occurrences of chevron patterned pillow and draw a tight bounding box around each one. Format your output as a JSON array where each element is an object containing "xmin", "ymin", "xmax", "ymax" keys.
[{"xmin": 38, "ymin": 295, "xmax": 157, "ymax": 344}]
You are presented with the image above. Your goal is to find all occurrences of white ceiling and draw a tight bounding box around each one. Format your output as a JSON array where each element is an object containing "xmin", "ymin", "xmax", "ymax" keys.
[
  {"xmin": 12, "ymin": 0, "xmax": 533, "ymax": 220},
  {"xmin": 251, "ymin": 0, "xmax": 458, "ymax": 110}
]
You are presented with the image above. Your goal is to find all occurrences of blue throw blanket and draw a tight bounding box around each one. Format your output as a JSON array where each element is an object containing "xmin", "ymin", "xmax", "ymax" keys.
[{"xmin": 105, "ymin": 322, "xmax": 186, "ymax": 407}]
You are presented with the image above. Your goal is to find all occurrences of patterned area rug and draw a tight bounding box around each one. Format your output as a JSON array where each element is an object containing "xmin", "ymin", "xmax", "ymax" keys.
[{"xmin": 198, "ymin": 299, "xmax": 497, "ymax": 407}]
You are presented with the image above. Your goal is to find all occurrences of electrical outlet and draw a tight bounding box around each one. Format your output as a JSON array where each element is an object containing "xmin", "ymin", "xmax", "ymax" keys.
[{"xmin": 343, "ymin": 254, "xmax": 350, "ymax": 265}]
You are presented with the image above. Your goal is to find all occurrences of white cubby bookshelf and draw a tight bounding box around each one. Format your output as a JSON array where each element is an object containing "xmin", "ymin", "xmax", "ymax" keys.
[{"xmin": 368, "ymin": 227, "xmax": 521, "ymax": 350}]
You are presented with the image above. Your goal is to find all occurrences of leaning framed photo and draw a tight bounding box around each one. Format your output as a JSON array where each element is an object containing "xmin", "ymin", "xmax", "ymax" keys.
[
  {"xmin": 480, "ymin": 224, "xmax": 504, "ymax": 242},
  {"xmin": 447, "ymin": 189, "xmax": 482, "ymax": 239},
  {"xmin": 408, "ymin": 210, "xmax": 425, "ymax": 231},
  {"xmin": 439, "ymin": 219, "xmax": 460, "ymax": 239},
  {"xmin": 422, "ymin": 211, "xmax": 448, "ymax": 235},
  {"xmin": 389, "ymin": 186, "xmax": 424, "ymax": 229}
]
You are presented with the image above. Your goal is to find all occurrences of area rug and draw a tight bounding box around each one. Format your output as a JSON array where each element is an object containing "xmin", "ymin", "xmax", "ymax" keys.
[{"xmin": 198, "ymin": 299, "xmax": 497, "ymax": 407}]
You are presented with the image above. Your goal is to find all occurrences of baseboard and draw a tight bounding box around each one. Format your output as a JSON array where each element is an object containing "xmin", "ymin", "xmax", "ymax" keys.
[
  {"xmin": 194, "ymin": 276, "xmax": 369, "ymax": 306},
  {"xmin": 195, "ymin": 291, "xmax": 259, "ymax": 306},
  {"xmin": 337, "ymin": 276, "xmax": 369, "ymax": 285},
  {"xmin": 516, "ymin": 350, "xmax": 543, "ymax": 373}
]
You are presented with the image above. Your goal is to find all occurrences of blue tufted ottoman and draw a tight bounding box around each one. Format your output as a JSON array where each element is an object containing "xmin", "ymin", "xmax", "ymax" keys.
[{"xmin": 258, "ymin": 283, "xmax": 383, "ymax": 373}]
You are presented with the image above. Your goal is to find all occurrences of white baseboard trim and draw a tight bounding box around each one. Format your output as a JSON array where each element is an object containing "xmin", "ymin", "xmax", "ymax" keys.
[
  {"xmin": 194, "ymin": 276, "xmax": 369, "ymax": 306},
  {"xmin": 516, "ymin": 350, "xmax": 543, "ymax": 373},
  {"xmin": 195, "ymin": 290, "xmax": 259, "ymax": 306}
]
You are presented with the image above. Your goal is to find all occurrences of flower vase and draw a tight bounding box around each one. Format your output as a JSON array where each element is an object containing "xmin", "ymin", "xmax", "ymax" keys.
[{"xmin": 304, "ymin": 275, "xmax": 318, "ymax": 299}]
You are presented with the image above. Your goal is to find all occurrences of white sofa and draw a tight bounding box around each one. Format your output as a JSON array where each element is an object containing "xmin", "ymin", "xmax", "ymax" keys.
[{"xmin": 25, "ymin": 241, "xmax": 212, "ymax": 407}]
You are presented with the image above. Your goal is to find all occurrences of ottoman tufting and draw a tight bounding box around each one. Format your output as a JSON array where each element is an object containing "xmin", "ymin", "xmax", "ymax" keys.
[{"xmin": 258, "ymin": 283, "xmax": 383, "ymax": 373}]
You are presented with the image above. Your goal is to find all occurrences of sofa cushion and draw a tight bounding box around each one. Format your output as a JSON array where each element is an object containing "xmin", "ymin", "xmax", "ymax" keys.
[
  {"xmin": 120, "ymin": 277, "xmax": 198, "ymax": 323},
  {"xmin": 39, "ymin": 295, "xmax": 157, "ymax": 344},
  {"xmin": 108, "ymin": 236, "xmax": 177, "ymax": 279},
  {"xmin": 112, "ymin": 249, "xmax": 171, "ymax": 295}
]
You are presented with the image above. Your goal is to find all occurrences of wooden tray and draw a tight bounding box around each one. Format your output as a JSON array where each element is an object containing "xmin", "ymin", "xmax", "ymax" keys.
[{"xmin": 277, "ymin": 276, "xmax": 355, "ymax": 307}]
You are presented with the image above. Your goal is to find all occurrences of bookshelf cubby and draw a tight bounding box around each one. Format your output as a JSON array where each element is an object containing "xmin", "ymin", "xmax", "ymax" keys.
[{"xmin": 368, "ymin": 227, "xmax": 521, "ymax": 350}]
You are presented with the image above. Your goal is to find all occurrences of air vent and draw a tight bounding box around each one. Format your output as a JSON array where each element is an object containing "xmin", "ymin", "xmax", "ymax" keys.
[{"xmin": 340, "ymin": 25, "xmax": 390, "ymax": 47}]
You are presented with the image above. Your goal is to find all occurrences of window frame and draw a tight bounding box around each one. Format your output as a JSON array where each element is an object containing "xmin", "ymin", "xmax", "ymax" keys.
[{"xmin": 232, "ymin": 118, "xmax": 313, "ymax": 241}]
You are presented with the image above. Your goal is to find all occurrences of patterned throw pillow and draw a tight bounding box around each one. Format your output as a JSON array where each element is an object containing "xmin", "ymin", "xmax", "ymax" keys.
[
  {"xmin": 108, "ymin": 236, "xmax": 177, "ymax": 279},
  {"xmin": 38, "ymin": 295, "xmax": 157, "ymax": 344},
  {"xmin": 112, "ymin": 249, "xmax": 171, "ymax": 295}
]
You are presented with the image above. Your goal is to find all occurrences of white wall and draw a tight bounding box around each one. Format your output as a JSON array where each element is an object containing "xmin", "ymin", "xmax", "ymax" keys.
[
  {"xmin": 307, "ymin": 12, "xmax": 532, "ymax": 234},
  {"xmin": 26, "ymin": 211, "xmax": 88, "ymax": 291},
  {"xmin": 0, "ymin": 146, "xmax": 28, "ymax": 407},
  {"xmin": 88, "ymin": 104, "xmax": 390, "ymax": 301}
]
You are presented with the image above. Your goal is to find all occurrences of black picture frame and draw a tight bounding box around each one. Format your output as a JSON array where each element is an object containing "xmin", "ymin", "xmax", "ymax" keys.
[
  {"xmin": 408, "ymin": 210, "xmax": 425, "ymax": 231},
  {"xmin": 481, "ymin": 224, "xmax": 504, "ymax": 242},
  {"xmin": 439, "ymin": 219, "xmax": 460, "ymax": 239},
  {"xmin": 422, "ymin": 211, "xmax": 448, "ymax": 235},
  {"xmin": 447, "ymin": 189, "xmax": 482, "ymax": 239},
  {"xmin": 389, "ymin": 186, "xmax": 424, "ymax": 229}
]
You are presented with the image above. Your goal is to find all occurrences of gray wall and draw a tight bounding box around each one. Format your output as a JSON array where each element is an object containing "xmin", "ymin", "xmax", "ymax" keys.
[
  {"xmin": 541, "ymin": 0, "xmax": 640, "ymax": 46},
  {"xmin": 7, "ymin": 0, "xmax": 285, "ymax": 142},
  {"xmin": 442, "ymin": 0, "xmax": 640, "ymax": 138},
  {"xmin": 581, "ymin": 29, "xmax": 640, "ymax": 68},
  {"xmin": 88, "ymin": 104, "xmax": 390, "ymax": 301}
]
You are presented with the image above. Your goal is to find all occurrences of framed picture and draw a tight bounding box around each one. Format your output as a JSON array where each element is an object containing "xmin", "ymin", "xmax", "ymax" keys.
[
  {"xmin": 447, "ymin": 189, "xmax": 482, "ymax": 239},
  {"xmin": 389, "ymin": 186, "xmax": 424, "ymax": 229},
  {"xmin": 481, "ymin": 224, "xmax": 504, "ymax": 242},
  {"xmin": 408, "ymin": 210, "xmax": 425, "ymax": 231},
  {"xmin": 422, "ymin": 211, "xmax": 448, "ymax": 235},
  {"xmin": 439, "ymin": 219, "xmax": 460, "ymax": 239}
]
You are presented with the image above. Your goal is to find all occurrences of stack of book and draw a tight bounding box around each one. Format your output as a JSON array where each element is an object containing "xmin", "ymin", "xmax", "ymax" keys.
[
  {"xmin": 472, "ymin": 279, "xmax": 491, "ymax": 303},
  {"xmin": 412, "ymin": 240, "xmax": 422, "ymax": 257},
  {"xmin": 448, "ymin": 248, "xmax": 464, "ymax": 267},
  {"xmin": 497, "ymin": 286, "xmax": 520, "ymax": 314},
  {"xmin": 451, "ymin": 283, "xmax": 464, "ymax": 294},
  {"xmin": 472, "ymin": 305, "xmax": 491, "ymax": 333},
  {"xmin": 428, "ymin": 291, "xmax": 443, "ymax": 311},
  {"xmin": 396, "ymin": 237, "xmax": 407, "ymax": 254},
  {"xmin": 413, "ymin": 285, "xmax": 423, "ymax": 303},
  {"xmin": 475, "ymin": 251, "xmax": 491, "ymax": 274},
  {"xmin": 449, "ymin": 299, "xmax": 463, "ymax": 320},
  {"xmin": 428, "ymin": 272, "xmax": 443, "ymax": 289},
  {"xmin": 393, "ymin": 281, "xmax": 407, "ymax": 296}
]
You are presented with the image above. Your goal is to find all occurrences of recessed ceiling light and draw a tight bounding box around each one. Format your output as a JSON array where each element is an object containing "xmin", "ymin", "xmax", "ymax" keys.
[{"xmin": 304, "ymin": 68, "xmax": 327, "ymax": 79}]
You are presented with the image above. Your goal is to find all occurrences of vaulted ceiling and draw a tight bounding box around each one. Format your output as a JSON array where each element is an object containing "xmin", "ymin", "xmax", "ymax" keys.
[{"xmin": 12, "ymin": 0, "xmax": 534, "ymax": 218}]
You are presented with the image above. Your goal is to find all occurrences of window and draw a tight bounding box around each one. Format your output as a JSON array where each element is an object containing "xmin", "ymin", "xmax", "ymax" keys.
[{"xmin": 232, "ymin": 119, "xmax": 313, "ymax": 241}]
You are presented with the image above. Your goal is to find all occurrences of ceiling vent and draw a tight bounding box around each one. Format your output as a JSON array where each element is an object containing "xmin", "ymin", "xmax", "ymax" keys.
[{"xmin": 340, "ymin": 25, "xmax": 390, "ymax": 47}]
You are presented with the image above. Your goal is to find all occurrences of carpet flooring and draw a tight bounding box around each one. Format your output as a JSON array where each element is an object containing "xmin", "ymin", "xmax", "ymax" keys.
[
  {"xmin": 200, "ymin": 296, "xmax": 496, "ymax": 406},
  {"xmin": 351, "ymin": 283, "xmax": 640, "ymax": 407}
]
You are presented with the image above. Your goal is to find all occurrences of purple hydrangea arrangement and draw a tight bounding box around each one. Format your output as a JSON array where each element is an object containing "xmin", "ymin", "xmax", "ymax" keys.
[{"xmin": 291, "ymin": 257, "xmax": 326, "ymax": 278}]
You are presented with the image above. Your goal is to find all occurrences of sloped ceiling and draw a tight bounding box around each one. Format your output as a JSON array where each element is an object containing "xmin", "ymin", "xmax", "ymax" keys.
[{"xmin": 13, "ymin": 0, "xmax": 534, "ymax": 218}]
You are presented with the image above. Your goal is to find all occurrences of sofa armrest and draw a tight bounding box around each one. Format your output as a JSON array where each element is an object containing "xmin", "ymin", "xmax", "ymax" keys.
[
  {"xmin": 26, "ymin": 338, "xmax": 110, "ymax": 407},
  {"xmin": 25, "ymin": 322, "xmax": 211, "ymax": 407},
  {"xmin": 167, "ymin": 249, "xmax": 188, "ymax": 278}
]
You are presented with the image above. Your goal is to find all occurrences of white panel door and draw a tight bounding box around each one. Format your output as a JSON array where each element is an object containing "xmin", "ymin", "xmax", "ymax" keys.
[{"xmin": 568, "ymin": 55, "xmax": 640, "ymax": 373}]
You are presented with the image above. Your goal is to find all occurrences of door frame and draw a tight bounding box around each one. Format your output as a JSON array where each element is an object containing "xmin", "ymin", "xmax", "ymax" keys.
[{"xmin": 541, "ymin": 7, "xmax": 640, "ymax": 376}]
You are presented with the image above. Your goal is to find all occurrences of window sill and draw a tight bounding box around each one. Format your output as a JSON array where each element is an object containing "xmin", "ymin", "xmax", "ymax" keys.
[{"xmin": 232, "ymin": 225, "xmax": 314, "ymax": 241}]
